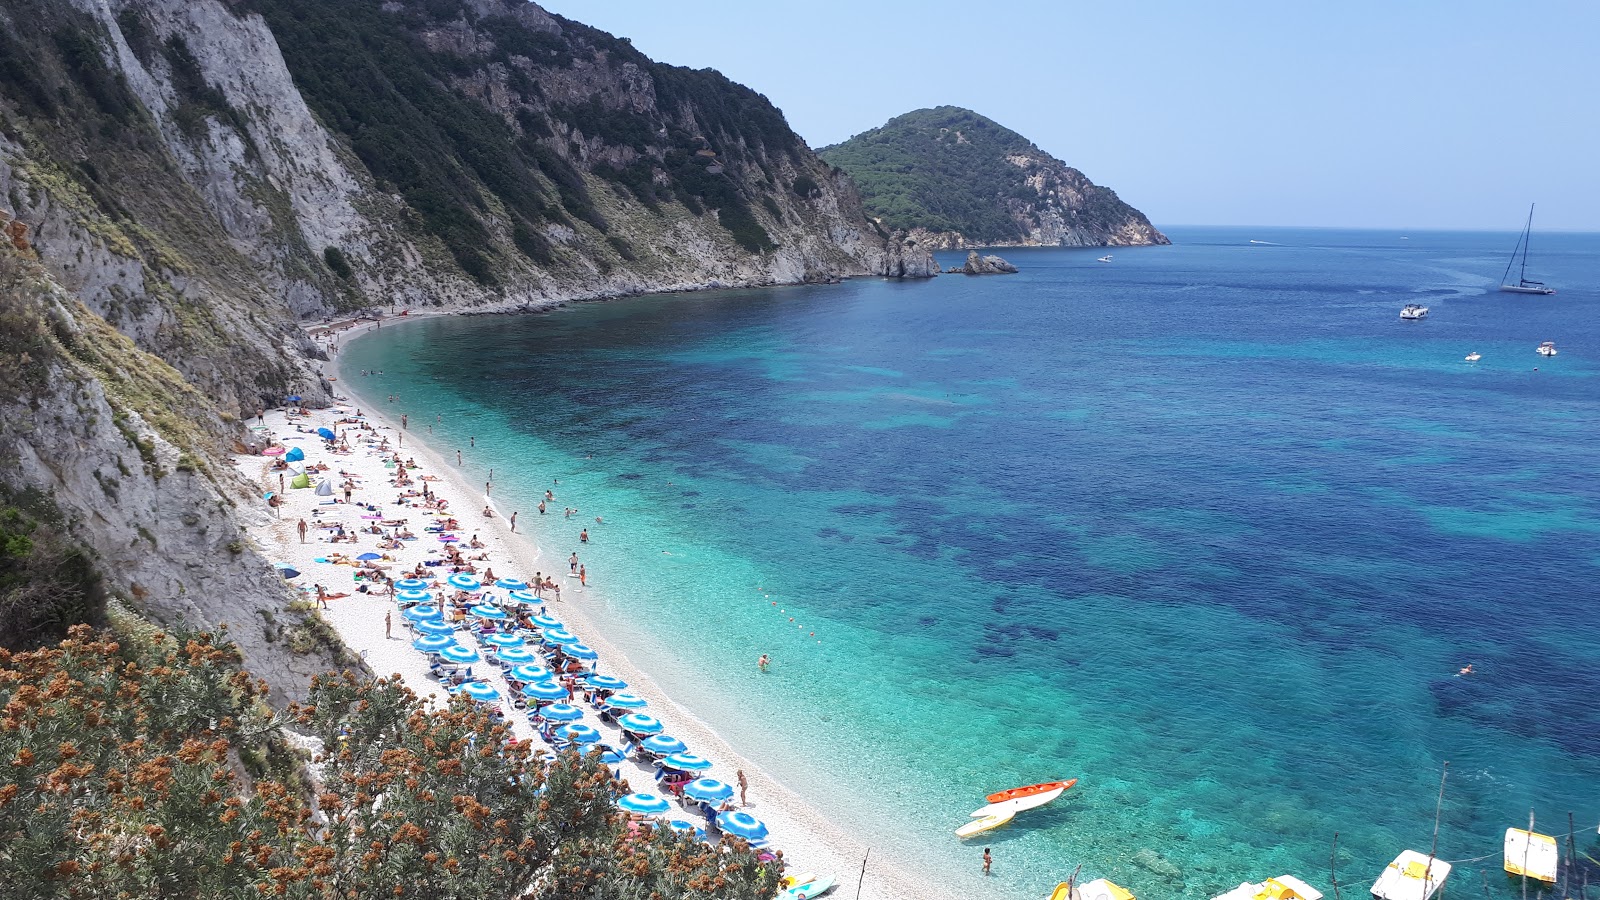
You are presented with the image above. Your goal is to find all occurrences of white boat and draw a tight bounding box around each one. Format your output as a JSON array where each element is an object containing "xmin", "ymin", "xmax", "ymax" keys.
[
  {"xmin": 1464, "ymin": 352, "xmax": 1481, "ymax": 362},
  {"xmin": 1400, "ymin": 305, "xmax": 1429, "ymax": 320},
  {"xmin": 1499, "ymin": 204, "xmax": 1556, "ymax": 294},
  {"xmin": 1097, "ymin": 255, "xmax": 1113, "ymax": 262},
  {"xmin": 1504, "ymin": 826, "xmax": 1558, "ymax": 884},
  {"xmin": 970, "ymin": 785, "xmax": 1066, "ymax": 818},
  {"xmin": 1537, "ymin": 341, "xmax": 1557, "ymax": 357},
  {"xmin": 1371, "ymin": 850, "xmax": 1451, "ymax": 900},
  {"xmin": 1213, "ymin": 875, "xmax": 1323, "ymax": 900}
]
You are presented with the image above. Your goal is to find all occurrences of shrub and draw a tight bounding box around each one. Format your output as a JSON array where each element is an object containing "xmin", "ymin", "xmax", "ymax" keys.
[{"xmin": 321, "ymin": 245, "xmax": 353, "ymax": 279}]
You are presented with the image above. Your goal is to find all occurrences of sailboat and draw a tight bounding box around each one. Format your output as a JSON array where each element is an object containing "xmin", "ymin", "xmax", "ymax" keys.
[{"xmin": 1499, "ymin": 204, "xmax": 1556, "ymax": 295}]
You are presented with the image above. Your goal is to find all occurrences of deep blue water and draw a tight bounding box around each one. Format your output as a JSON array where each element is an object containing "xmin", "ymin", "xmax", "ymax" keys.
[{"xmin": 342, "ymin": 227, "xmax": 1600, "ymax": 899}]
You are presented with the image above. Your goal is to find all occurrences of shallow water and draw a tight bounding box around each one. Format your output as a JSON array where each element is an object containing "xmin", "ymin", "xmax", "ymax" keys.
[{"xmin": 342, "ymin": 227, "xmax": 1600, "ymax": 899}]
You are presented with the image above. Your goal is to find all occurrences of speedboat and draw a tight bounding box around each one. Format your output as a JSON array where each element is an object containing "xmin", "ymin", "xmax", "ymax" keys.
[
  {"xmin": 1536, "ymin": 341, "xmax": 1557, "ymax": 356},
  {"xmin": 1097, "ymin": 255, "xmax": 1113, "ymax": 262},
  {"xmin": 1464, "ymin": 352, "xmax": 1481, "ymax": 362},
  {"xmin": 1371, "ymin": 850, "xmax": 1450, "ymax": 900},
  {"xmin": 1400, "ymin": 305, "xmax": 1429, "ymax": 320},
  {"xmin": 1213, "ymin": 875, "xmax": 1323, "ymax": 900}
]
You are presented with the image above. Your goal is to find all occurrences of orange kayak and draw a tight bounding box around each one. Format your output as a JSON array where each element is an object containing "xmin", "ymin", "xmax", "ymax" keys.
[{"xmin": 986, "ymin": 778, "xmax": 1077, "ymax": 804}]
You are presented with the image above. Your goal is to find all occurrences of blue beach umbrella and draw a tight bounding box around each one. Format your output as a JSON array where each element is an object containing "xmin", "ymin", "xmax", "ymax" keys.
[
  {"xmin": 618, "ymin": 713, "xmax": 663, "ymax": 735},
  {"xmin": 716, "ymin": 810, "xmax": 769, "ymax": 842},
  {"xmin": 411, "ymin": 635, "xmax": 455, "ymax": 653},
  {"xmin": 538, "ymin": 703, "xmax": 583, "ymax": 723},
  {"xmin": 586, "ymin": 674, "xmax": 628, "ymax": 691},
  {"xmin": 395, "ymin": 578, "xmax": 429, "ymax": 591},
  {"xmin": 495, "ymin": 646, "xmax": 537, "ymax": 665},
  {"xmin": 356, "ymin": 552, "xmax": 382, "ymax": 561},
  {"xmin": 401, "ymin": 604, "xmax": 442, "ymax": 621},
  {"xmin": 276, "ymin": 566, "xmax": 301, "ymax": 579},
  {"xmin": 284, "ymin": 446, "xmax": 305, "ymax": 462},
  {"xmin": 494, "ymin": 577, "xmax": 528, "ymax": 591},
  {"xmin": 562, "ymin": 642, "xmax": 599, "ymax": 661},
  {"xmin": 604, "ymin": 693, "xmax": 648, "ymax": 711},
  {"xmin": 316, "ymin": 427, "xmax": 336, "ymax": 440},
  {"xmin": 447, "ymin": 573, "xmax": 481, "ymax": 591},
  {"xmin": 641, "ymin": 735, "xmax": 687, "ymax": 755},
  {"xmin": 661, "ymin": 752, "xmax": 713, "ymax": 773},
  {"xmin": 667, "ymin": 819, "xmax": 706, "ymax": 839},
  {"xmin": 531, "ymin": 614, "xmax": 563, "ymax": 629},
  {"xmin": 541, "ymin": 629, "xmax": 579, "ymax": 646},
  {"xmin": 481, "ymin": 632, "xmax": 523, "ymax": 648},
  {"xmin": 598, "ymin": 745, "xmax": 626, "ymax": 765},
  {"xmin": 458, "ymin": 681, "xmax": 500, "ymax": 703},
  {"xmin": 509, "ymin": 664, "xmax": 555, "ymax": 683},
  {"xmin": 285, "ymin": 395, "xmax": 302, "ymax": 403},
  {"xmin": 413, "ymin": 619, "xmax": 457, "ymax": 637},
  {"xmin": 470, "ymin": 604, "xmax": 507, "ymax": 621},
  {"xmin": 683, "ymin": 778, "xmax": 734, "ymax": 805},
  {"xmin": 556, "ymin": 724, "xmax": 601, "ymax": 745},
  {"xmin": 396, "ymin": 589, "xmax": 433, "ymax": 604},
  {"xmin": 440, "ymin": 645, "xmax": 480, "ymax": 665},
  {"xmin": 522, "ymin": 681, "xmax": 568, "ymax": 701},
  {"xmin": 507, "ymin": 590, "xmax": 538, "ymax": 605},
  {"xmin": 618, "ymin": 792, "xmax": 672, "ymax": 816}
]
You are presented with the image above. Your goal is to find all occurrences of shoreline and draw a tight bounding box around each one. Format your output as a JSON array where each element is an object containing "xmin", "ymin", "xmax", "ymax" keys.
[{"xmin": 234, "ymin": 310, "xmax": 951, "ymax": 900}]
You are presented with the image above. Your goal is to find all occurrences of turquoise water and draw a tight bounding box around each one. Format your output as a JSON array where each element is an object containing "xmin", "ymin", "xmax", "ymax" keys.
[{"xmin": 341, "ymin": 227, "xmax": 1600, "ymax": 899}]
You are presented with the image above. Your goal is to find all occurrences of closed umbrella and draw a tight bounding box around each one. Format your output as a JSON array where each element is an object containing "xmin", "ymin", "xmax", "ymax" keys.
[
  {"xmin": 683, "ymin": 778, "xmax": 734, "ymax": 805},
  {"xmin": 604, "ymin": 693, "xmax": 648, "ymax": 711},
  {"xmin": 586, "ymin": 674, "xmax": 628, "ymax": 691},
  {"xmin": 494, "ymin": 577, "xmax": 528, "ymax": 591},
  {"xmin": 447, "ymin": 573, "xmax": 481, "ymax": 591},
  {"xmin": 618, "ymin": 792, "xmax": 672, "ymax": 816},
  {"xmin": 470, "ymin": 604, "xmax": 507, "ymax": 621},
  {"xmin": 555, "ymin": 724, "xmax": 600, "ymax": 745},
  {"xmin": 481, "ymin": 632, "xmax": 523, "ymax": 648},
  {"xmin": 412, "ymin": 635, "xmax": 455, "ymax": 653},
  {"xmin": 395, "ymin": 578, "xmax": 429, "ymax": 591},
  {"xmin": 618, "ymin": 713, "xmax": 663, "ymax": 735},
  {"xmin": 661, "ymin": 752, "xmax": 713, "ymax": 773},
  {"xmin": 458, "ymin": 681, "xmax": 500, "ymax": 703},
  {"xmin": 440, "ymin": 645, "xmax": 480, "ymax": 665},
  {"xmin": 640, "ymin": 735, "xmax": 687, "ymax": 755},
  {"xmin": 538, "ymin": 703, "xmax": 583, "ymax": 722},
  {"xmin": 413, "ymin": 620, "xmax": 457, "ymax": 637},
  {"xmin": 396, "ymin": 589, "xmax": 433, "ymax": 604},
  {"xmin": 508, "ymin": 664, "xmax": 555, "ymax": 683},
  {"xmin": 495, "ymin": 646, "xmax": 536, "ymax": 665},
  {"xmin": 522, "ymin": 681, "xmax": 568, "ymax": 701},
  {"xmin": 562, "ymin": 642, "xmax": 599, "ymax": 661},
  {"xmin": 401, "ymin": 604, "xmax": 442, "ymax": 621},
  {"xmin": 715, "ymin": 810, "xmax": 769, "ymax": 842}
]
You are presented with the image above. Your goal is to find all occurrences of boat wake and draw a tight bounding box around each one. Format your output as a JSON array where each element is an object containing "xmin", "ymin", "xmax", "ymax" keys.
[{"xmin": 1248, "ymin": 240, "xmax": 1281, "ymax": 246}]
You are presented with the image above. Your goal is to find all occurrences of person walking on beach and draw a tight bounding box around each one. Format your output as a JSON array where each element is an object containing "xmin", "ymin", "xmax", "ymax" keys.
[
  {"xmin": 737, "ymin": 769, "xmax": 748, "ymax": 807},
  {"xmin": 297, "ymin": 518, "xmax": 308, "ymax": 543},
  {"xmin": 982, "ymin": 848, "xmax": 992, "ymax": 876},
  {"xmin": 509, "ymin": 512, "xmax": 518, "ymax": 532},
  {"xmin": 384, "ymin": 610, "xmax": 392, "ymax": 640},
  {"xmin": 569, "ymin": 552, "xmax": 579, "ymax": 573}
]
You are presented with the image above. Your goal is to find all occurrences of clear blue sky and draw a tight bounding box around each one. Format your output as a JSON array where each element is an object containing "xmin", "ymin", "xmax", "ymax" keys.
[{"xmin": 536, "ymin": 1, "xmax": 1598, "ymax": 231}]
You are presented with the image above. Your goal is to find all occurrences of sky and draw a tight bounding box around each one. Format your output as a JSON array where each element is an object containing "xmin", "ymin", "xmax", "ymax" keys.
[{"xmin": 536, "ymin": 1, "xmax": 1599, "ymax": 231}]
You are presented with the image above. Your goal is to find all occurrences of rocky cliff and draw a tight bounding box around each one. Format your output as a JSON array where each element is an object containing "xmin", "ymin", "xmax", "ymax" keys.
[
  {"xmin": 0, "ymin": 0, "xmax": 934, "ymax": 698},
  {"xmin": 820, "ymin": 106, "xmax": 1168, "ymax": 250}
]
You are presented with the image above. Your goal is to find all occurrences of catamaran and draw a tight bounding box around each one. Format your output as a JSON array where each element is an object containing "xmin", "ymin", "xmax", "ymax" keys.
[{"xmin": 1499, "ymin": 204, "xmax": 1556, "ymax": 295}]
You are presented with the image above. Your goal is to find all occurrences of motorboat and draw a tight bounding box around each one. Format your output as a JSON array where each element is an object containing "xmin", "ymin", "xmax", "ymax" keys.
[
  {"xmin": 1464, "ymin": 352, "xmax": 1481, "ymax": 362},
  {"xmin": 1400, "ymin": 305, "xmax": 1429, "ymax": 320},
  {"xmin": 1097, "ymin": 255, "xmax": 1113, "ymax": 262},
  {"xmin": 1371, "ymin": 850, "xmax": 1451, "ymax": 900},
  {"xmin": 1537, "ymin": 341, "xmax": 1557, "ymax": 357},
  {"xmin": 1213, "ymin": 875, "xmax": 1323, "ymax": 900}
]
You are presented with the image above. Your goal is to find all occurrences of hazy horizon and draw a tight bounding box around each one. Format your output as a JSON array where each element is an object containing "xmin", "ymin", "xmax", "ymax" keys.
[{"xmin": 538, "ymin": 0, "xmax": 1598, "ymax": 232}]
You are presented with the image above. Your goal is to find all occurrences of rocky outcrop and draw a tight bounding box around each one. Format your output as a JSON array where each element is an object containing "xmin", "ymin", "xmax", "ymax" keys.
[
  {"xmin": 957, "ymin": 251, "xmax": 1017, "ymax": 275},
  {"xmin": 820, "ymin": 106, "xmax": 1169, "ymax": 250},
  {"xmin": 874, "ymin": 230, "xmax": 940, "ymax": 278}
]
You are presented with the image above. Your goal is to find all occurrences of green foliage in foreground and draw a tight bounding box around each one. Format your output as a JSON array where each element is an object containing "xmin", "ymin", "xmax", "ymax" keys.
[{"xmin": 0, "ymin": 628, "xmax": 782, "ymax": 899}]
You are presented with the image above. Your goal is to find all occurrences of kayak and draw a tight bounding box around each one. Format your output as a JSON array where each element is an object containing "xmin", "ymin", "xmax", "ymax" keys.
[
  {"xmin": 781, "ymin": 873, "xmax": 816, "ymax": 890},
  {"xmin": 955, "ymin": 809, "xmax": 1015, "ymax": 839},
  {"xmin": 986, "ymin": 777, "xmax": 1077, "ymax": 804},
  {"xmin": 784, "ymin": 874, "xmax": 836, "ymax": 899},
  {"xmin": 970, "ymin": 785, "xmax": 1066, "ymax": 818}
]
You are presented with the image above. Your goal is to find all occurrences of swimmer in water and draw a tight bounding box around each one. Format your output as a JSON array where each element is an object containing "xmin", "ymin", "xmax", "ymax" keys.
[
  {"xmin": 758, "ymin": 654, "xmax": 770, "ymax": 673},
  {"xmin": 1457, "ymin": 664, "xmax": 1473, "ymax": 677}
]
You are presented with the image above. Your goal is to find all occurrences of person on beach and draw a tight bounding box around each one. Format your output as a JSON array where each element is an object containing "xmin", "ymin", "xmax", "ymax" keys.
[
  {"xmin": 737, "ymin": 769, "xmax": 748, "ymax": 807},
  {"xmin": 401, "ymin": 414, "xmax": 407, "ymax": 430},
  {"xmin": 509, "ymin": 512, "xmax": 518, "ymax": 532},
  {"xmin": 569, "ymin": 552, "xmax": 579, "ymax": 573},
  {"xmin": 579, "ymin": 528, "xmax": 588, "ymax": 543},
  {"xmin": 983, "ymin": 848, "xmax": 992, "ymax": 876},
  {"xmin": 315, "ymin": 585, "xmax": 329, "ymax": 609},
  {"xmin": 384, "ymin": 610, "xmax": 392, "ymax": 639},
  {"xmin": 298, "ymin": 519, "xmax": 308, "ymax": 543},
  {"xmin": 483, "ymin": 506, "xmax": 495, "ymax": 518},
  {"xmin": 456, "ymin": 450, "xmax": 462, "ymax": 466},
  {"xmin": 758, "ymin": 654, "xmax": 770, "ymax": 673}
]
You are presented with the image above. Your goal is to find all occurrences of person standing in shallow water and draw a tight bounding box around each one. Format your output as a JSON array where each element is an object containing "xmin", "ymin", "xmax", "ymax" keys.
[
  {"xmin": 569, "ymin": 552, "xmax": 579, "ymax": 573},
  {"xmin": 579, "ymin": 528, "xmax": 588, "ymax": 543},
  {"xmin": 982, "ymin": 848, "xmax": 992, "ymax": 876},
  {"xmin": 757, "ymin": 654, "xmax": 770, "ymax": 673}
]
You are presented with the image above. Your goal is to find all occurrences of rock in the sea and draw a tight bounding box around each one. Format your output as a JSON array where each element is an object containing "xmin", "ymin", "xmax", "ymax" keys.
[
  {"xmin": 961, "ymin": 250, "xmax": 1018, "ymax": 275},
  {"xmin": 875, "ymin": 231, "xmax": 940, "ymax": 278}
]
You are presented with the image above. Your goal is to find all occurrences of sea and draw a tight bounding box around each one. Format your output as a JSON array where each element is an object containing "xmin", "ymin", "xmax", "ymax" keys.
[{"xmin": 340, "ymin": 226, "xmax": 1600, "ymax": 900}]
